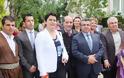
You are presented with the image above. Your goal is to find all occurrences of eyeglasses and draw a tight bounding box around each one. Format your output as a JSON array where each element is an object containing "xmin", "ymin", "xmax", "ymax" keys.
[
  {"xmin": 5, "ymin": 24, "xmax": 15, "ymax": 27},
  {"xmin": 81, "ymin": 24, "xmax": 90, "ymax": 26}
]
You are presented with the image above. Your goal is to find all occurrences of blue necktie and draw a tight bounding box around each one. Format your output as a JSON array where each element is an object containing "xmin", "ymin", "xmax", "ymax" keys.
[
  {"xmin": 86, "ymin": 34, "xmax": 92, "ymax": 51},
  {"xmin": 29, "ymin": 31, "xmax": 34, "ymax": 49}
]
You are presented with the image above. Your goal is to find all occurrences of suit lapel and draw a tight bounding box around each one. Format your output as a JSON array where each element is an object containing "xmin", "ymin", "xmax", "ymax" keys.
[
  {"xmin": 23, "ymin": 30, "xmax": 33, "ymax": 49},
  {"xmin": 106, "ymin": 30, "xmax": 115, "ymax": 51},
  {"xmin": 80, "ymin": 33, "xmax": 91, "ymax": 51},
  {"xmin": 119, "ymin": 30, "xmax": 124, "ymax": 43}
]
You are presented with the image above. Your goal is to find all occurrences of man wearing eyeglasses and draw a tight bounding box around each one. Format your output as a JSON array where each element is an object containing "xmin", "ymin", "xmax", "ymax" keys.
[
  {"xmin": 0, "ymin": 16, "xmax": 23, "ymax": 78},
  {"xmin": 72, "ymin": 18, "xmax": 104, "ymax": 78}
]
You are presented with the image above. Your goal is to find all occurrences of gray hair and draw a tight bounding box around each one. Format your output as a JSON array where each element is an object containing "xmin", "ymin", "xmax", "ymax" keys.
[{"xmin": 107, "ymin": 17, "xmax": 118, "ymax": 25}]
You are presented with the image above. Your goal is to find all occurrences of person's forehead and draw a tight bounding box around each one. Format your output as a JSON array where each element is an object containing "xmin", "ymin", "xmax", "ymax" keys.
[
  {"xmin": 48, "ymin": 15, "xmax": 56, "ymax": 19},
  {"xmin": 65, "ymin": 16, "xmax": 73, "ymax": 21},
  {"xmin": 110, "ymin": 20, "xmax": 117, "ymax": 22},
  {"xmin": 82, "ymin": 21, "xmax": 90, "ymax": 23},
  {"xmin": 25, "ymin": 16, "xmax": 34, "ymax": 20},
  {"xmin": 109, "ymin": 18, "xmax": 118, "ymax": 22},
  {"xmin": 91, "ymin": 20, "xmax": 96, "ymax": 23},
  {"xmin": 74, "ymin": 18, "xmax": 81, "ymax": 21},
  {"xmin": 65, "ymin": 19, "xmax": 73, "ymax": 22},
  {"xmin": 5, "ymin": 20, "xmax": 15, "ymax": 24}
]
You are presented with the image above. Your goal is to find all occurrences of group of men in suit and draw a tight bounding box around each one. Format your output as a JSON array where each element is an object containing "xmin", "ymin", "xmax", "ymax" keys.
[
  {"xmin": 62, "ymin": 17, "xmax": 104, "ymax": 78},
  {"xmin": 0, "ymin": 13, "xmax": 123, "ymax": 78},
  {"xmin": 62, "ymin": 16, "xmax": 124, "ymax": 78}
]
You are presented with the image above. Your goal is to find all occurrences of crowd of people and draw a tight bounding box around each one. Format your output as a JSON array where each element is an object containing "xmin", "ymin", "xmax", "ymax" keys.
[{"xmin": 0, "ymin": 12, "xmax": 124, "ymax": 78}]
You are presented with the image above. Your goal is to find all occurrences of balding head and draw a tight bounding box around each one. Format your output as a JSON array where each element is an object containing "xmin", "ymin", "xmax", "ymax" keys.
[
  {"xmin": 63, "ymin": 16, "xmax": 73, "ymax": 32},
  {"xmin": 64, "ymin": 16, "xmax": 73, "ymax": 22}
]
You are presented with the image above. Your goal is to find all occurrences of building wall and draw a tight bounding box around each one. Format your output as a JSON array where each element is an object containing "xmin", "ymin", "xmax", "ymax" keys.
[{"xmin": 108, "ymin": 0, "xmax": 124, "ymax": 15}]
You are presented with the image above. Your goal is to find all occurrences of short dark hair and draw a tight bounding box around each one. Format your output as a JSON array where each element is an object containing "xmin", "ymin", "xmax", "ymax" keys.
[
  {"xmin": 22, "ymin": 13, "xmax": 33, "ymax": 22},
  {"xmin": 73, "ymin": 16, "xmax": 81, "ymax": 22},
  {"xmin": 1, "ymin": 16, "xmax": 15, "ymax": 26},
  {"xmin": 82, "ymin": 18, "xmax": 91, "ymax": 21},
  {"xmin": 44, "ymin": 12, "xmax": 57, "ymax": 21}
]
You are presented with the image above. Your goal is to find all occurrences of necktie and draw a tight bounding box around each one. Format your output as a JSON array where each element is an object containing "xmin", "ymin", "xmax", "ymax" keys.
[
  {"xmin": 86, "ymin": 34, "xmax": 92, "ymax": 51},
  {"xmin": 67, "ymin": 31, "xmax": 72, "ymax": 37},
  {"xmin": 29, "ymin": 31, "xmax": 34, "ymax": 49}
]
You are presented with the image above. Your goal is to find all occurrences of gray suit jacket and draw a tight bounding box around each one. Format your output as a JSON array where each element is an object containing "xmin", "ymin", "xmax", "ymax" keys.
[
  {"xmin": 72, "ymin": 32, "xmax": 104, "ymax": 74},
  {"xmin": 17, "ymin": 30, "xmax": 37, "ymax": 70},
  {"xmin": 102, "ymin": 29, "xmax": 124, "ymax": 65}
]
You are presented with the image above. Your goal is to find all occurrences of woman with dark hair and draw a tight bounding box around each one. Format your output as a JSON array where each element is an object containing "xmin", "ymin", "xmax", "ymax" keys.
[
  {"xmin": 73, "ymin": 16, "xmax": 81, "ymax": 33},
  {"xmin": 35, "ymin": 13, "xmax": 68, "ymax": 78}
]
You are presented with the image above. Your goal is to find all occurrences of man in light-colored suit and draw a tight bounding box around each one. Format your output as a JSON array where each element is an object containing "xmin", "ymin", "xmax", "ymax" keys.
[
  {"xmin": 72, "ymin": 18, "xmax": 104, "ymax": 78},
  {"xmin": 17, "ymin": 14, "xmax": 39, "ymax": 78}
]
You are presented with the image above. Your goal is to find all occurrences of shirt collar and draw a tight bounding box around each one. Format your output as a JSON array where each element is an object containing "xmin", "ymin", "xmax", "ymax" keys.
[
  {"xmin": 82, "ymin": 32, "xmax": 90, "ymax": 36},
  {"xmin": 25, "ymin": 28, "xmax": 34, "ymax": 33},
  {"xmin": 1, "ymin": 31, "xmax": 14, "ymax": 39}
]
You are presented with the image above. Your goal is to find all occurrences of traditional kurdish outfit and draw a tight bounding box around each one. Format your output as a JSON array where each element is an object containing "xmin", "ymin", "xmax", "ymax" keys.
[{"xmin": 0, "ymin": 32, "xmax": 23, "ymax": 78}]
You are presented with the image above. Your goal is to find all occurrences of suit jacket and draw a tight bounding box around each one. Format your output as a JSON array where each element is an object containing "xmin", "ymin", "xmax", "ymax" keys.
[
  {"xmin": 72, "ymin": 32, "xmax": 104, "ymax": 74},
  {"xmin": 94, "ymin": 31, "xmax": 108, "ymax": 63},
  {"xmin": 17, "ymin": 30, "xmax": 37, "ymax": 70},
  {"xmin": 102, "ymin": 29, "xmax": 124, "ymax": 65},
  {"xmin": 62, "ymin": 29, "xmax": 77, "ymax": 60}
]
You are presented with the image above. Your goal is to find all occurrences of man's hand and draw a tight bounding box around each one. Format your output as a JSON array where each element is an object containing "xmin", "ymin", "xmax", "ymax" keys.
[
  {"xmin": 29, "ymin": 65, "xmax": 36, "ymax": 73},
  {"xmin": 104, "ymin": 60, "xmax": 111, "ymax": 68},
  {"xmin": 88, "ymin": 54, "xmax": 97, "ymax": 64},
  {"xmin": 41, "ymin": 75, "xmax": 49, "ymax": 78},
  {"xmin": 41, "ymin": 73, "xmax": 49, "ymax": 78},
  {"xmin": 62, "ymin": 58, "xmax": 68, "ymax": 64}
]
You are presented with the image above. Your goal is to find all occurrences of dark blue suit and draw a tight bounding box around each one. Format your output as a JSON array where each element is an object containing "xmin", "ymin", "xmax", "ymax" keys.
[{"xmin": 72, "ymin": 32, "xmax": 104, "ymax": 78}]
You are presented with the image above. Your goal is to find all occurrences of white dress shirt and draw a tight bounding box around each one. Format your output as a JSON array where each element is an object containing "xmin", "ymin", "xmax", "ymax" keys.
[
  {"xmin": 25, "ymin": 29, "xmax": 35, "ymax": 47},
  {"xmin": 112, "ymin": 31, "xmax": 121, "ymax": 55},
  {"xmin": 25, "ymin": 29, "xmax": 35, "ymax": 40},
  {"xmin": 83, "ymin": 32, "xmax": 93, "ymax": 51},
  {"xmin": 1, "ymin": 31, "xmax": 16, "ymax": 56}
]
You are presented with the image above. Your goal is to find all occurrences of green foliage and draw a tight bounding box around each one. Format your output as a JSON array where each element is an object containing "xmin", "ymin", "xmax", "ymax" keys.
[
  {"xmin": 0, "ymin": 0, "xmax": 6, "ymax": 29},
  {"xmin": 8, "ymin": 0, "xmax": 68, "ymax": 30},
  {"xmin": 66, "ymin": 0, "xmax": 108, "ymax": 18}
]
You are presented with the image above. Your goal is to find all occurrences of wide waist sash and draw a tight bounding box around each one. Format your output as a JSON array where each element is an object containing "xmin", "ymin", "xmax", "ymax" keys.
[{"xmin": 0, "ymin": 62, "xmax": 19, "ymax": 69}]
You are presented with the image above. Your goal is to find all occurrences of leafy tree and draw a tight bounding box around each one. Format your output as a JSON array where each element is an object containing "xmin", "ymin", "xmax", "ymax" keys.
[
  {"xmin": 7, "ymin": 0, "xmax": 68, "ymax": 30},
  {"xmin": 66, "ymin": 0, "xmax": 108, "ymax": 18},
  {"xmin": 0, "ymin": 0, "xmax": 6, "ymax": 29}
]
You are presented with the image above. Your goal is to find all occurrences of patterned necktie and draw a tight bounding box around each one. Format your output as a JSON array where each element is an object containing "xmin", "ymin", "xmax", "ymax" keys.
[
  {"xmin": 29, "ymin": 31, "xmax": 34, "ymax": 49},
  {"xmin": 86, "ymin": 34, "xmax": 92, "ymax": 51}
]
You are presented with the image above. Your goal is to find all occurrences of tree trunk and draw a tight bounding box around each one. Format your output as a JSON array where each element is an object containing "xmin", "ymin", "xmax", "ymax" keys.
[{"xmin": 9, "ymin": 0, "xmax": 15, "ymax": 17}]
